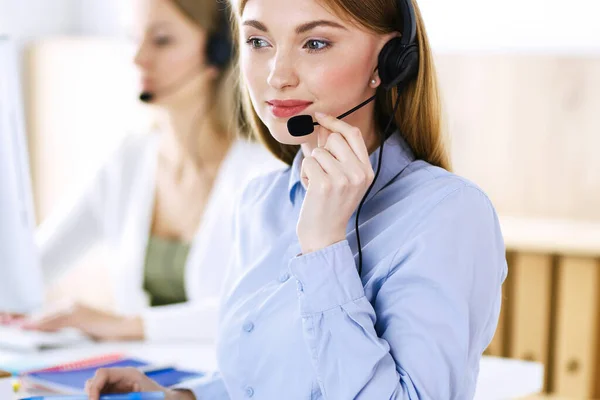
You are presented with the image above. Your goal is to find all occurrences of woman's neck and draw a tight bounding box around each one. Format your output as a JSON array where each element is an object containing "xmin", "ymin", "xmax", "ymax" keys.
[{"xmin": 157, "ymin": 100, "xmax": 232, "ymax": 180}]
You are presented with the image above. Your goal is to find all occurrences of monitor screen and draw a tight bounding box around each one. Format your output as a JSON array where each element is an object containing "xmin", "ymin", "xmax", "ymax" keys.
[{"xmin": 0, "ymin": 36, "xmax": 44, "ymax": 313}]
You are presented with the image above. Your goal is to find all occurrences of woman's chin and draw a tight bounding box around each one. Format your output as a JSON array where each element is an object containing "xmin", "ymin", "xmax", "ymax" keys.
[{"xmin": 265, "ymin": 121, "xmax": 313, "ymax": 146}]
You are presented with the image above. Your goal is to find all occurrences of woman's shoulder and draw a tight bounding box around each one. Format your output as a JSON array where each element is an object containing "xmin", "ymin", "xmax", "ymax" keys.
[
  {"xmin": 110, "ymin": 130, "xmax": 160, "ymax": 161},
  {"xmin": 92, "ymin": 130, "xmax": 160, "ymax": 188},
  {"xmin": 397, "ymin": 159, "xmax": 500, "ymax": 232},
  {"xmin": 404, "ymin": 160, "xmax": 492, "ymax": 204}
]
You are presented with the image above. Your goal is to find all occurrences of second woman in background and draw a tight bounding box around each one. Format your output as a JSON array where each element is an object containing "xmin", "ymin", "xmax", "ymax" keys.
[{"xmin": 18, "ymin": 0, "xmax": 282, "ymax": 342}]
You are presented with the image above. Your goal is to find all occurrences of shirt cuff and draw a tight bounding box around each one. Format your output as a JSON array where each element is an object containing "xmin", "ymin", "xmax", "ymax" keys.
[
  {"xmin": 288, "ymin": 240, "xmax": 365, "ymax": 315},
  {"xmin": 170, "ymin": 372, "xmax": 228, "ymax": 399}
]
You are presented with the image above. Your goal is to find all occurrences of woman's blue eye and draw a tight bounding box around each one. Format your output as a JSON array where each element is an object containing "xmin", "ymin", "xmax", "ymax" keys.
[
  {"xmin": 246, "ymin": 38, "xmax": 269, "ymax": 49},
  {"xmin": 305, "ymin": 39, "xmax": 330, "ymax": 52}
]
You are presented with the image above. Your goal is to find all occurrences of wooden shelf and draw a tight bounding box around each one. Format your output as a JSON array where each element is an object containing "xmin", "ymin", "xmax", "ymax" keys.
[{"xmin": 499, "ymin": 216, "xmax": 600, "ymax": 257}]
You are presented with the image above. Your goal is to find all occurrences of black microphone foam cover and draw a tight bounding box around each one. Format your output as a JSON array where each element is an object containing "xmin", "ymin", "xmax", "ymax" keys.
[
  {"xmin": 287, "ymin": 115, "xmax": 316, "ymax": 137},
  {"xmin": 139, "ymin": 92, "xmax": 154, "ymax": 103}
]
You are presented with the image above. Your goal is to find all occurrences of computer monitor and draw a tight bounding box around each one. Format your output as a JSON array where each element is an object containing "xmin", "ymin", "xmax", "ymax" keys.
[{"xmin": 0, "ymin": 36, "xmax": 44, "ymax": 313}]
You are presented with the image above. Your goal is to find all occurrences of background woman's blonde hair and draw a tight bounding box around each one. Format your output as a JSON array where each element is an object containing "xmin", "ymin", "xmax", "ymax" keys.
[
  {"xmin": 231, "ymin": 0, "xmax": 451, "ymax": 170},
  {"xmin": 170, "ymin": 0, "xmax": 244, "ymax": 138}
]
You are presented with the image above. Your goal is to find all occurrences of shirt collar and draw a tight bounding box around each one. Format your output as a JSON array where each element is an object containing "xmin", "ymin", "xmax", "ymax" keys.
[{"xmin": 287, "ymin": 132, "xmax": 415, "ymax": 205}]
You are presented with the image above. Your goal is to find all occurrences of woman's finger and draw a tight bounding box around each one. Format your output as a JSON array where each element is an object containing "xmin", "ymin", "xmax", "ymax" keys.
[
  {"xmin": 314, "ymin": 112, "xmax": 370, "ymax": 165},
  {"xmin": 310, "ymin": 148, "xmax": 347, "ymax": 185},
  {"xmin": 323, "ymin": 133, "xmax": 373, "ymax": 185},
  {"xmin": 323, "ymin": 132, "xmax": 359, "ymax": 164},
  {"xmin": 0, "ymin": 313, "xmax": 25, "ymax": 325},
  {"xmin": 300, "ymin": 155, "xmax": 327, "ymax": 189},
  {"xmin": 22, "ymin": 312, "xmax": 69, "ymax": 332},
  {"xmin": 86, "ymin": 368, "xmax": 111, "ymax": 400}
]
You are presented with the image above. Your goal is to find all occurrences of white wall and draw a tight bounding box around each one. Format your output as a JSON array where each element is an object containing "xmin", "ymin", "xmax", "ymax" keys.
[
  {"xmin": 75, "ymin": 0, "xmax": 132, "ymax": 37},
  {"xmin": 419, "ymin": 0, "xmax": 600, "ymax": 54},
  {"xmin": 73, "ymin": 0, "xmax": 600, "ymax": 54},
  {"xmin": 2, "ymin": 1, "xmax": 599, "ymax": 53},
  {"xmin": 0, "ymin": 0, "xmax": 77, "ymax": 47}
]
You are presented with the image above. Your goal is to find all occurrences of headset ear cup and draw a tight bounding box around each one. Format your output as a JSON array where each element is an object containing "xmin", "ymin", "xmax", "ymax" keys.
[
  {"xmin": 395, "ymin": 45, "xmax": 419, "ymax": 88},
  {"xmin": 377, "ymin": 37, "xmax": 403, "ymax": 89},
  {"xmin": 206, "ymin": 34, "xmax": 232, "ymax": 69},
  {"xmin": 377, "ymin": 38, "xmax": 419, "ymax": 91},
  {"xmin": 205, "ymin": 3, "xmax": 231, "ymax": 69}
]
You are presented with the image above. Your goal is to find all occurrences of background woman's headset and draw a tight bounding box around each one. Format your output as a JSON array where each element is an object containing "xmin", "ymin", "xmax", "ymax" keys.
[
  {"xmin": 139, "ymin": 1, "xmax": 234, "ymax": 103},
  {"xmin": 205, "ymin": 2, "xmax": 234, "ymax": 69}
]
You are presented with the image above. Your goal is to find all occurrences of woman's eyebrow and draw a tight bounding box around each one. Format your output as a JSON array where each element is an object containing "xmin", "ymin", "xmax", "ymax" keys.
[
  {"xmin": 242, "ymin": 19, "xmax": 268, "ymax": 31},
  {"xmin": 242, "ymin": 19, "xmax": 348, "ymax": 34},
  {"xmin": 295, "ymin": 20, "xmax": 348, "ymax": 34}
]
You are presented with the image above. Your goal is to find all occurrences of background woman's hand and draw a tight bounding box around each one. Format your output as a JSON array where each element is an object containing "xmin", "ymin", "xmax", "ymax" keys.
[
  {"xmin": 0, "ymin": 312, "xmax": 26, "ymax": 325},
  {"xmin": 84, "ymin": 367, "xmax": 195, "ymax": 400},
  {"xmin": 297, "ymin": 112, "xmax": 375, "ymax": 254},
  {"xmin": 21, "ymin": 302, "xmax": 144, "ymax": 341}
]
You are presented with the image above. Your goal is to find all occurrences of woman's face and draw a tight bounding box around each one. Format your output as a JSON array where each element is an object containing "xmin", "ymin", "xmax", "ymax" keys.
[
  {"xmin": 239, "ymin": 0, "xmax": 393, "ymax": 145},
  {"xmin": 133, "ymin": 0, "xmax": 217, "ymax": 106}
]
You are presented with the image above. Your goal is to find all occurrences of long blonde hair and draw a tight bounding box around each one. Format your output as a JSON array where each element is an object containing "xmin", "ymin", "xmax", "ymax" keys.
[
  {"xmin": 231, "ymin": 0, "xmax": 451, "ymax": 169},
  {"xmin": 170, "ymin": 0, "xmax": 243, "ymax": 137}
]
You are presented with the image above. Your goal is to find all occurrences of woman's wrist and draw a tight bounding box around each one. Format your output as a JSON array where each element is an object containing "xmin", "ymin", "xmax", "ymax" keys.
[
  {"xmin": 167, "ymin": 389, "xmax": 196, "ymax": 400},
  {"xmin": 118, "ymin": 315, "xmax": 145, "ymax": 340}
]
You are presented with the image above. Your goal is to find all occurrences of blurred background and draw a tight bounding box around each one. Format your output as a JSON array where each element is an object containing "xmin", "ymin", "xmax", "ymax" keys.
[{"xmin": 1, "ymin": 0, "xmax": 599, "ymax": 398}]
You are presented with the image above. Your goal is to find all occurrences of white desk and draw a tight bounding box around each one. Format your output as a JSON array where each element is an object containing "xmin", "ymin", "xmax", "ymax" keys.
[{"xmin": 1, "ymin": 344, "xmax": 543, "ymax": 399}]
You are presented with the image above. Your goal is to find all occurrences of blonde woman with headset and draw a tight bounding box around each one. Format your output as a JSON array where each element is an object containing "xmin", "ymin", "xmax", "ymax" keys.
[
  {"xmin": 0, "ymin": 0, "xmax": 282, "ymax": 343},
  {"xmin": 86, "ymin": 0, "xmax": 506, "ymax": 398}
]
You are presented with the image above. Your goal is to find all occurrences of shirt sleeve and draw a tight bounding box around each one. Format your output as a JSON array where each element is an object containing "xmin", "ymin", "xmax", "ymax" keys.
[
  {"xmin": 288, "ymin": 185, "xmax": 507, "ymax": 399},
  {"xmin": 35, "ymin": 151, "xmax": 112, "ymax": 285}
]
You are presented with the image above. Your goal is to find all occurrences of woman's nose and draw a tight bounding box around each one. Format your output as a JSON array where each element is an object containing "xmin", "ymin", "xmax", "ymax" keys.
[
  {"xmin": 133, "ymin": 42, "xmax": 150, "ymax": 69},
  {"xmin": 267, "ymin": 51, "xmax": 299, "ymax": 90}
]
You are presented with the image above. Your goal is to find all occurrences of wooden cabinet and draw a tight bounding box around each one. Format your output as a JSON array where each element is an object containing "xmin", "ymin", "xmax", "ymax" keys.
[
  {"xmin": 485, "ymin": 217, "xmax": 600, "ymax": 398},
  {"xmin": 552, "ymin": 257, "xmax": 600, "ymax": 397},
  {"xmin": 509, "ymin": 253, "xmax": 554, "ymax": 392}
]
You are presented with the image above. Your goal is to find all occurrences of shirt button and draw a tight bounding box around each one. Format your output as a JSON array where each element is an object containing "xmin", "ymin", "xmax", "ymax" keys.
[
  {"xmin": 243, "ymin": 321, "xmax": 254, "ymax": 333},
  {"xmin": 279, "ymin": 272, "xmax": 290, "ymax": 283},
  {"xmin": 296, "ymin": 280, "xmax": 304, "ymax": 293},
  {"xmin": 245, "ymin": 386, "xmax": 255, "ymax": 397}
]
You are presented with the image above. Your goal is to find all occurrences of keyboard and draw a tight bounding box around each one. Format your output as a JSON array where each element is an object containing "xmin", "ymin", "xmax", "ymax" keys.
[{"xmin": 0, "ymin": 325, "xmax": 90, "ymax": 352}]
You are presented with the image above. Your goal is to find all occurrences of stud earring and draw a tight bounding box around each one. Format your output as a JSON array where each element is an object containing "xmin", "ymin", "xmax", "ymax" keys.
[{"xmin": 371, "ymin": 79, "xmax": 377, "ymax": 85}]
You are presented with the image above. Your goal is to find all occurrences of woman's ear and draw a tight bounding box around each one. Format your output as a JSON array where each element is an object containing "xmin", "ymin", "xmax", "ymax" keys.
[{"xmin": 372, "ymin": 31, "xmax": 400, "ymax": 85}]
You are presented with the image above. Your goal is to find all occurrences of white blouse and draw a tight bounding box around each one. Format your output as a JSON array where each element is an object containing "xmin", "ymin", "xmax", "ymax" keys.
[{"xmin": 36, "ymin": 131, "xmax": 284, "ymax": 342}]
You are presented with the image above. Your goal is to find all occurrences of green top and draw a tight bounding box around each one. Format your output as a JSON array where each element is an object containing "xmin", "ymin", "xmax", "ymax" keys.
[{"xmin": 143, "ymin": 235, "xmax": 190, "ymax": 307}]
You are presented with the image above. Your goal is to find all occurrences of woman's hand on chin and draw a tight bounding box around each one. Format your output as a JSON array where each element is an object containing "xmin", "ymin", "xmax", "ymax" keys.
[{"xmin": 297, "ymin": 112, "xmax": 374, "ymax": 254}]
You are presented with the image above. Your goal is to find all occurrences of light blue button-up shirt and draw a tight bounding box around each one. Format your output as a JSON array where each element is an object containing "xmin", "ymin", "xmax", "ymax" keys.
[{"xmin": 182, "ymin": 133, "xmax": 507, "ymax": 399}]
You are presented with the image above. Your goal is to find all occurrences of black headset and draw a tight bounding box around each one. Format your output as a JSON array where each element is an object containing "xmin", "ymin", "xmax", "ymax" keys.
[
  {"xmin": 287, "ymin": 0, "xmax": 419, "ymax": 137},
  {"xmin": 139, "ymin": 1, "xmax": 233, "ymax": 103},
  {"xmin": 210, "ymin": 0, "xmax": 418, "ymax": 84},
  {"xmin": 205, "ymin": 2, "xmax": 234, "ymax": 69},
  {"xmin": 355, "ymin": 0, "xmax": 420, "ymax": 277},
  {"xmin": 378, "ymin": 0, "xmax": 419, "ymax": 91}
]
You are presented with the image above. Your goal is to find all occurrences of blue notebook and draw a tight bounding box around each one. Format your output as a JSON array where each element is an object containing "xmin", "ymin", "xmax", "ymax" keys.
[{"xmin": 22, "ymin": 357, "xmax": 204, "ymax": 394}]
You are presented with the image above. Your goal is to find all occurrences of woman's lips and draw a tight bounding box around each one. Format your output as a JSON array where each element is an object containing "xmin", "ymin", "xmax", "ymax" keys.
[{"xmin": 267, "ymin": 100, "xmax": 313, "ymax": 118}]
